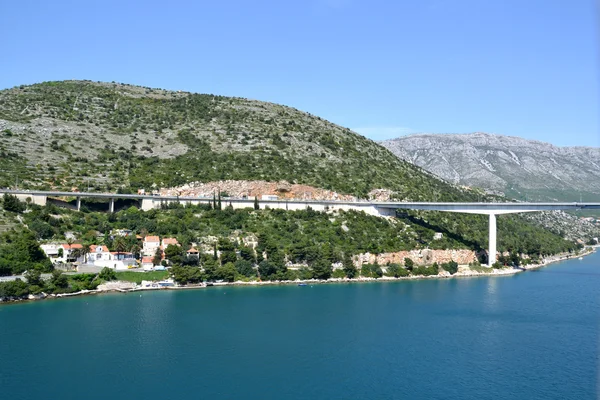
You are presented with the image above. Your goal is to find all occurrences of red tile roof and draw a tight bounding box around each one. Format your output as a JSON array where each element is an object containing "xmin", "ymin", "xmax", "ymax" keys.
[
  {"xmin": 61, "ymin": 243, "xmax": 83, "ymax": 250},
  {"xmin": 144, "ymin": 236, "xmax": 160, "ymax": 242},
  {"xmin": 90, "ymin": 245, "xmax": 109, "ymax": 253}
]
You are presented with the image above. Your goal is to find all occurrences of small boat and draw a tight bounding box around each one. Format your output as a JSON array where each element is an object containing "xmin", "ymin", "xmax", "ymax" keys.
[
  {"xmin": 578, "ymin": 257, "xmax": 583, "ymax": 260},
  {"xmin": 298, "ymin": 283, "xmax": 307, "ymax": 286}
]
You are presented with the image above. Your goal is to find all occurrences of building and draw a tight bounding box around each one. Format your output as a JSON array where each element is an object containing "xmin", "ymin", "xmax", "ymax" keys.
[
  {"xmin": 141, "ymin": 256, "xmax": 155, "ymax": 271},
  {"xmin": 161, "ymin": 237, "xmax": 179, "ymax": 248},
  {"xmin": 41, "ymin": 243, "xmax": 84, "ymax": 264},
  {"xmin": 111, "ymin": 229, "xmax": 133, "ymax": 237},
  {"xmin": 143, "ymin": 236, "xmax": 161, "ymax": 256},
  {"xmin": 186, "ymin": 247, "xmax": 199, "ymax": 258},
  {"xmin": 87, "ymin": 245, "xmax": 137, "ymax": 270}
]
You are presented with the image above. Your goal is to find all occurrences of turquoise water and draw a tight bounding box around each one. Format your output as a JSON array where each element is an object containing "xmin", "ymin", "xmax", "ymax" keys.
[{"xmin": 1, "ymin": 253, "xmax": 599, "ymax": 399}]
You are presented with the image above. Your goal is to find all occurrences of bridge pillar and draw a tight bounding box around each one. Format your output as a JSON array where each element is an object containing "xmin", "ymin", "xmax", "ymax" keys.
[
  {"xmin": 489, "ymin": 213, "xmax": 497, "ymax": 266},
  {"xmin": 76, "ymin": 197, "xmax": 81, "ymax": 211},
  {"xmin": 109, "ymin": 198, "xmax": 115, "ymax": 213}
]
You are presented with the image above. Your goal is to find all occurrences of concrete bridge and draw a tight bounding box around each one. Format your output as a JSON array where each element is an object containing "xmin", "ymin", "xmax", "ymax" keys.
[{"xmin": 2, "ymin": 189, "xmax": 599, "ymax": 265}]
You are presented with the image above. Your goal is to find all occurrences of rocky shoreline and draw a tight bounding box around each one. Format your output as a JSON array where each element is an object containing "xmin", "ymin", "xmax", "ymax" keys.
[{"xmin": 1, "ymin": 248, "xmax": 595, "ymax": 304}]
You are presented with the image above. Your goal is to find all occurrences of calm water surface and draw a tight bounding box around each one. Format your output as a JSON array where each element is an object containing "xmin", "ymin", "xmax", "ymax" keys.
[{"xmin": 1, "ymin": 253, "xmax": 599, "ymax": 399}]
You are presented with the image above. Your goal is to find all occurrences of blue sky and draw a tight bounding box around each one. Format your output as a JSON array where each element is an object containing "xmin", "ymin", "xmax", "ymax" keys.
[{"xmin": 1, "ymin": 0, "xmax": 598, "ymax": 146}]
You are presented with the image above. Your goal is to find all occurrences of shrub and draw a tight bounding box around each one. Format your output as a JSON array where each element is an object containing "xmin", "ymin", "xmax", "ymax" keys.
[{"xmin": 99, "ymin": 267, "xmax": 117, "ymax": 281}]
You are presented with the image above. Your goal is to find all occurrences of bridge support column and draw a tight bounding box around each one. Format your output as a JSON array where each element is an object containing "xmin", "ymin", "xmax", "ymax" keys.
[
  {"xmin": 109, "ymin": 198, "xmax": 115, "ymax": 213},
  {"xmin": 489, "ymin": 213, "xmax": 497, "ymax": 266},
  {"xmin": 76, "ymin": 197, "xmax": 81, "ymax": 211}
]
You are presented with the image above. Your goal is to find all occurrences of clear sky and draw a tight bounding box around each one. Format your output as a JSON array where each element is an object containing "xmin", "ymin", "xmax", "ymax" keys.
[{"xmin": 1, "ymin": 0, "xmax": 598, "ymax": 147}]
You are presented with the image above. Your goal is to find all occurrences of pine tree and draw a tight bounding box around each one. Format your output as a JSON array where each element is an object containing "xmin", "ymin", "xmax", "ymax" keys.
[
  {"xmin": 342, "ymin": 253, "xmax": 357, "ymax": 278},
  {"xmin": 212, "ymin": 192, "xmax": 217, "ymax": 209},
  {"xmin": 254, "ymin": 196, "xmax": 259, "ymax": 210},
  {"xmin": 217, "ymin": 192, "xmax": 222, "ymax": 210}
]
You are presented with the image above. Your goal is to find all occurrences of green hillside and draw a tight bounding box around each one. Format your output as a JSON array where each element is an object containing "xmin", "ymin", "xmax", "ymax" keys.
[
  {"xmin": 0, "ymin": 80, "xmax": 470, "ymax": 200},
  {"xmin": 0, "ymin": 81, "xmax": 586, "ymax": 275}
]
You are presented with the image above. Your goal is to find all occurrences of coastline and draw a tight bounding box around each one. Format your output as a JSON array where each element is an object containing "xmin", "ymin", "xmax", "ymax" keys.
[{"xmin": 1, "ymin": 247, "xmax": 596, "ymax": 304}]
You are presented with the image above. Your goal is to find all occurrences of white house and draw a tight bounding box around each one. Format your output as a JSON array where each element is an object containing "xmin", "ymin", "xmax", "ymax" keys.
[
  {"xmin": 41, "ymin": 243, "xmax": 84, "ymax": 264},
  {"xmin": 87, "ymin": 245, "xmax": 137, "ymax": 270},
  {"xmin": 141, "ymin": 256, "xmax": 155, "ymax": 271},
  {"xmin": 161, "ymin": 237, "xmax": 179, "ymax": 248},
  {"xmin": 143, "ymin": 236, "xmax": 161, "ymax": 257}
]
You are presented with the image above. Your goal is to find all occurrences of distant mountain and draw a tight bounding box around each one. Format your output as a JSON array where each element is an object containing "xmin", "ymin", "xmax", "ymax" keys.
[{"xmin": 380, "ymin": 133, "xmax": 600, "ymax": 202}]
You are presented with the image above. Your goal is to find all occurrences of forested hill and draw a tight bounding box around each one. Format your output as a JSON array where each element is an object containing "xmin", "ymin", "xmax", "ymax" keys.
[
  {"xmin": 0, "ymin": 80, "xmax": 468, "ymax": 201},
  {"xmin": 0, "ymin": 80, "xmax": 590, "ymax": 268}
]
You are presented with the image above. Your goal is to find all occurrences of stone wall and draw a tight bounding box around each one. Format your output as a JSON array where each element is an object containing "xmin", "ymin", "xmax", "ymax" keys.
[{"xmin": 354, "ymin": 249, "xmax": 477, "ymax": 266}]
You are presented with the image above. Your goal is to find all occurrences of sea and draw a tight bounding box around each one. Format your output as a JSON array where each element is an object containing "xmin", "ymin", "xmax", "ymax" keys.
[{"xmin": 1, "ymin": 252, "xmax": 599, "ymax": 400}]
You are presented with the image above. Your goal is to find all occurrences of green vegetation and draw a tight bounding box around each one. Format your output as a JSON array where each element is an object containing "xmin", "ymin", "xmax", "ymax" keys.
[
  {"xmin": 114, "ymin": 270, "xmax": 169, "ymax": 284},
  {"xmin": 385, "ymin": 264, "xmax": 409, "ymax": 278},
  {"xmin": 0, "ymin": 270, "xmax": 101, "ymax": 300},
  {"xmin": 0, "ymin": 228, "xmax": 52, "ymax": 276},
  {"xmin": 441, "ymin": 260, "xmax": 459, "ymax": 275},
  {"xmin": 99, "ymin": 267, "xmax": 117, "ymax": 281},
  {"xmin": 0, "ymin": 80, "xmax": 493, "ymax": 201}
]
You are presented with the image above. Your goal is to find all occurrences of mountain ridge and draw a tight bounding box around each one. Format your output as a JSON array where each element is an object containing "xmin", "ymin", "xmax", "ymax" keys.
[{"xmin": 380, "ymin": 132, "xmax": 600, "ymax": 202}]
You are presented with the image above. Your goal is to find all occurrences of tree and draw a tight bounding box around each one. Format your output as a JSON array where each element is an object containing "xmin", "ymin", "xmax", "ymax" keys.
[
  {"xmin": 50, "ymin": 270, "xmax": 69, "ymax": 288},
  {"xmin": 113, "ymin": 236, "xmax": 127, "ymax": 255},
  {"xmin": 130, "ymin": 244, "xmax": 141, "ymax": 260},
  {"xmin": 2, "ymin": 194, "xmax": 25, "ymax": 213},
  {"xmin": 404, "ymin": 257, "xmax": 414, "ymax": 271},
  {"xmin": 342, "ymin": 253, "xmax": 357, "ymax": 278},
  {"xmin": 234, "ymin": 259, "xmax": 255, "ymax": 277},
  {"xmin": 239, "ymin": 246, "xmax": 256, "ymax": 263},
  {"xmin": 25, "ymin": 269, "xmax": 44, "ymax": 287},
  {"xmin": 171, "ymin": 265, "xmax": 203, "ymax": 284},
  {"xmin": 217, "ymin": 192, "xmax": 222, "ymax": 211},
  {"xmin": 164, "ymin": 244, "xmax": 183, "ymax": 265},
  {"xmin": 218, "ymin": 238, "xmax": 237, "ymax": 264},
  {"xmin": 213, "ymin": 192, "xmax": 217, "ymax": 210},
  {"xmin": 218, "ymin": 262, "xmax": 237, "ymax": 282},
  {"xmin": 0, "ymin": 279, "xmax": 29, "ymax": 298},
  {"xmin": 443, "ymin": 260, "xmax": 458, "ymax": 275},
  {"xmin": 81, "ymin": 244, "xmax": 91, "ymax": 263},
  {"xmin": 311, "ymin": 258, "xmax": 333, "ymax": 280},
  {"xmin": 258, "ymin": 260, "xmax": 277, "ymax": 280},
  {"xmin": 99, "ymin": 267, "xmax": 117, "ymax": 281},
  {"xmin": 254, "ymin": 196, "xmax": 259, "ymax": 210},
  {"xmin": 202, "ymin": 257, "xmax": 219, "ymax": 281},
  {"xmin": 152, "ymin": 247, "xmax": 162, "ymax": 266}
]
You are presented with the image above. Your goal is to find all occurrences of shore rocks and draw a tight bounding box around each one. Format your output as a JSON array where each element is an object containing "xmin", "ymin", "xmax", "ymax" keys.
[{"xmin": 354, "ymin": 249, "xmax": 477, "ymax": 266}]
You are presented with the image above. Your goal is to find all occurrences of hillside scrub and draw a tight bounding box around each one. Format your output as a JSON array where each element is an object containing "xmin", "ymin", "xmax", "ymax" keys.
[{"xmin": 0, "ymin": 80, "xmax": 488, "ymax": 201}]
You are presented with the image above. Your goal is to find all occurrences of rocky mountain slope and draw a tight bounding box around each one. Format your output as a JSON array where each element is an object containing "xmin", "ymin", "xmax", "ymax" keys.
[
  {"xmin": 0, "ymin": 80, "xmax": 452, "ymax": 201},
  {"xmin": 380, "ymin": 133, "xmax": 600, "ymax": 202}
]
